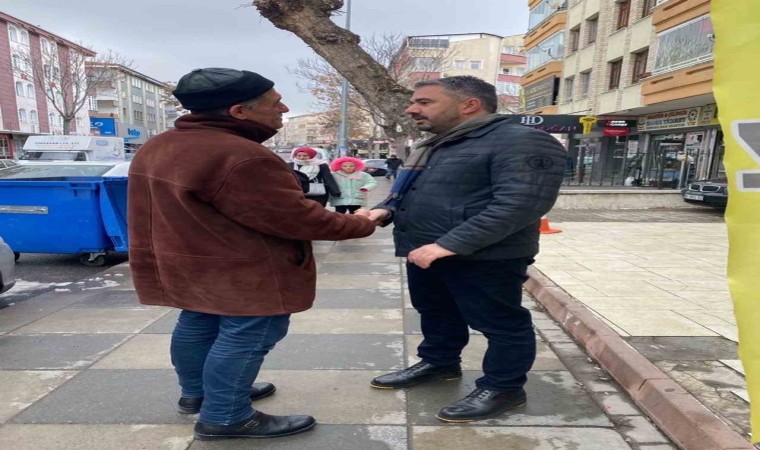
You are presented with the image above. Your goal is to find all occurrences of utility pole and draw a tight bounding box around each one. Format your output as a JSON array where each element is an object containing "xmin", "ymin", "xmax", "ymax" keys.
[{"xmin": 337, "ymin": 0, "xmax": 352, "ymax": 157}]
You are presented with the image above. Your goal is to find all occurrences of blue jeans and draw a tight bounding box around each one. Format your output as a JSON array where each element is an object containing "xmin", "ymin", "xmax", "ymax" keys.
[
  {"xmin": 170, "ymin": 311, "xmax": 290, "ymax": 425},
  {"xmin": 407, "ymin": 258, "xmax": 535, "ymax": 391}
]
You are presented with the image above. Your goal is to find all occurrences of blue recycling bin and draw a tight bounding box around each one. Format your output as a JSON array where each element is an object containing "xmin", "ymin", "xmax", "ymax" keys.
[{"xmin": 0, "ymin": 176, "xmax": 128, "ymax": 266}]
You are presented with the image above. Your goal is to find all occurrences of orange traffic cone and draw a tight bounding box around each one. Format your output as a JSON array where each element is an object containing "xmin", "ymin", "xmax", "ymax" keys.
[{"xmin": 539, "ymin": 216, "xmax": 562, "ymax": 234}]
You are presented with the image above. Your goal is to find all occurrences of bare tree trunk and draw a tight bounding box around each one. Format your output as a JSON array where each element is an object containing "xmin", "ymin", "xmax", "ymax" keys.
[
  {"xmin": 253, "ymin": 0, "xmax": 419, "ymax": 139},
  {"xmin": 62, "ymin": 118, "xmax": 72, "ymax": 135}
]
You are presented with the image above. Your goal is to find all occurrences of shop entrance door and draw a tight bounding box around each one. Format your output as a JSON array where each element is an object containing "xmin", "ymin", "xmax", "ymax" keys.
[{"xmin": 645, "ymin": 133, "xmax": 686, "ymax": 189}]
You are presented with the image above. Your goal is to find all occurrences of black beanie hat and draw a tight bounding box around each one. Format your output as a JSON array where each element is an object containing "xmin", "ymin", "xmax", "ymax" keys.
[{"xmin": 173, "ymin": 68, "xmax": 275, "ymax": 111}]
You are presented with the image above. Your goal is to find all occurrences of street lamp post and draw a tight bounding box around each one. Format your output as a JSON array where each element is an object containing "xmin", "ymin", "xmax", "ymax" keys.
[{"xmin": 337, "ymin": 0, "xmax": 352, "ymax": 157}]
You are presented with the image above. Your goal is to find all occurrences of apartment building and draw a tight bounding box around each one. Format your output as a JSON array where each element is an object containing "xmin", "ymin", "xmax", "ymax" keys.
[
  {"xmin": 396, "ymin": 33, "xmax": 527, "ymax": 113},
  {"xmin": 87, "ymin": 63, "xmax": 168, "ymax": 148},
  {"xmin": 523, "ymin": 0, "xmax": 719, "ymax": 187},
  {"xmin": 0, "ymin": 12, "xmax": 94, "ymax": 158},
  {"xmin": 281, "ymin": 112, "xmax": 336, "ymax": 149}
]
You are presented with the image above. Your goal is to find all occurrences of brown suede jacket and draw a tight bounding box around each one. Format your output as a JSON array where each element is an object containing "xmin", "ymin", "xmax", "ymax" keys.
[{"xmin": 127, "ymin": 114, "xmax": 375, "ymax": 316}]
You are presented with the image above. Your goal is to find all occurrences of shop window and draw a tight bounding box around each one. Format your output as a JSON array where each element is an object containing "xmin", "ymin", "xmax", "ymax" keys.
[
  {"xmin": 608, "ymin": 60, "xmax": 622, "ymax": 90},
  {"xmin": 0, "ymin": 138, "xmax": 10, "ymax": 158},
  {"xmin": 616, "ymin": 1, "xmax": 630, "ymax": 30},
  {"xmin": 632, "ymin": 48, "xmax": 649, "ymax": 83}
]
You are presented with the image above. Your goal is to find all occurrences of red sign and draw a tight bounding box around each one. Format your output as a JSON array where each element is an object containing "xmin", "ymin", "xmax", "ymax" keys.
[{"xmin": 603, "ymin": 127, "xmax": 630, "ymax": 137}]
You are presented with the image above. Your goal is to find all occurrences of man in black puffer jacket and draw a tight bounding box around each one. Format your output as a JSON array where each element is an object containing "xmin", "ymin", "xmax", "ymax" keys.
[{"xmin": 362, "ymin": 76, "xmax": 566, "ymax": 423}]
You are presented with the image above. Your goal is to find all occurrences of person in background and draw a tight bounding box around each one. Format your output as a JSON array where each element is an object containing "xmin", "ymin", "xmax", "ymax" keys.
[
  {"xmin": 361, "ymin": 76, "xmax": 565, "ymax": 423},
  {"xmin": 289, "ymin": 147, "xmax": 341, "ymax": 207},
  {"xmin": 384, "ymin": 154, "xmax": 403, "ymax": 180},
  {"xmin": 329, "ymin": 156, "xmax": 378, "ymax": 214},
  {"xmin": 128, "ymin": 67, "xmax": 376, "ymax": 441}
]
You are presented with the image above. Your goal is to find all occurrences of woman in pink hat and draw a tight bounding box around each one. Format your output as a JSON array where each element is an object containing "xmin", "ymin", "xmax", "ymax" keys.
[{"xmin": 288, "ymin": 147, "xmax": 341, "ymax": 207}]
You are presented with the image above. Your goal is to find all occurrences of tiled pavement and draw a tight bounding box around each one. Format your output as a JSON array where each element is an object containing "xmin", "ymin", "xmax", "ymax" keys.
[{"xmin": 0, "ymin": 180, "xmax": 678, "ymax": 450}]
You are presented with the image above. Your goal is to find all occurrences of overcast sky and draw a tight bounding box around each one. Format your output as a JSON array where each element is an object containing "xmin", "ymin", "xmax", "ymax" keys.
[{"xmin": 0, "ymin": 0, "xmax": 529, "ymax": 115}]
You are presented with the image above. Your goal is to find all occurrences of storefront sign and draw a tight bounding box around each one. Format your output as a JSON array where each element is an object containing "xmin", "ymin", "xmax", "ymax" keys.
[
  {"xmin": 504, "ymin": 114, "xmax": 585, "ymax": 133},
  {"xmin": 523, "ymin": 77, "xmax": 557, "ymax": 111},
  {"xmin": 90, "ymin": 117, "xmax": 116, "ymax": 136},
  {"xmin": 637, "ymin": 107, "xmax": 702, "ymax": 132},
  {"xmin": 603, "ymin": 119, "xmax": 637, "ymax": 128},
  {"xmin": 603, "ymin": 127, "xmax": 630, "ymax": 137},
  {"xmin": 700, "ymin": 104, "xmax": 718, "ymax": 125}
]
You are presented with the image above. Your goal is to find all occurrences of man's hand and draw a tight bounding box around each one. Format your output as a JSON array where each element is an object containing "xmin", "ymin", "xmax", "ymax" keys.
[
  {"xmin": 407, "ymin": 243, "xmax": 456, "ymax": 269},
  {"xmin": 355, "ymin": 208, "xmax": 391, "ymax": 225}
]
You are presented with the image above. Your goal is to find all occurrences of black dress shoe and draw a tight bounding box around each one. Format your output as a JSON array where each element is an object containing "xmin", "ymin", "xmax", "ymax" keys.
[
  {"xmin": 436, "ymin": 387, "xmax": 527, "ymax": 423},
  {"xmin": 194, "ymin": 410, "xmax": 316, "ymax": 440},
  {"xmin": 177, "ymin": 382, "xmax": 276, "ymax": 414},
  {"xmin": 370, "ymin": 361, "xmax": 462, "ymax": 389}
]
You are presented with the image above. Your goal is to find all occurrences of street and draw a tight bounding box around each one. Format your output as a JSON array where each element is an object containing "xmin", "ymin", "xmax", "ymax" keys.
[{"xmin": 0, "ymin": 252, "xmax": 128, "ymax": 309}]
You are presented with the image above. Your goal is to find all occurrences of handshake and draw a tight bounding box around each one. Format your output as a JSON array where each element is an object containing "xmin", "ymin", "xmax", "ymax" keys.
[{"xmin": 353, "ymin": 208, "xmax": 390, "ymax": 225}]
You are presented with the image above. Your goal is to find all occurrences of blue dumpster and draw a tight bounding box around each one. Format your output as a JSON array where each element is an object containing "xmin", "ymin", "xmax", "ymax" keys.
[{"xmin": 0, "ymin": 176, "xmax": 128, "ymax": 266}]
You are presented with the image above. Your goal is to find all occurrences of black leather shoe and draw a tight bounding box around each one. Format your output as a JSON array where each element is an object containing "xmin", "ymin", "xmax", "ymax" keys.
[
  {"xmin": 177, "ymin": 382, "xmax": 276, "ymax": 414},
  {"xmin": 194, "ymin": 410, "xmax": 316, "ymax": 440},
  {"xmin": 436, "ymin": 387, "xmax": 527, "ymax": 422},
  {"xmin": 370, "ymin": 361, "xmax": 462, "ymax": 389}
]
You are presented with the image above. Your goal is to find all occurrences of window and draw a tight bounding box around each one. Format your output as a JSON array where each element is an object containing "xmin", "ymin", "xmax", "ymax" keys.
[
  {"xmin": 49, "ymin": 113, "xmax": 56, "ymax": 125},
  {"xmin": 410, "ymin": 57, "xmax": 438, "ymax": 71},
  {"xmin": 133, "ymin": 110, "xmax": 144, "ymax": 121},
  {"xmin": 617, "ymin": 1, "xmax": 631, "ymax": 30},
  {"xmin": 514, "ymin": 67, "xmax": 525, "ymax": 76},
  {"xmin": 564, "ymin": 77, "xmax": 575, "ymax": 101},
  {"xmin": 8, "ymin": 25, "xmax": 18, "ymax": 42},
  {"xmin": 502, "ymin": 45, "xmax": 518, "ymax": 54},
  {"xmin": 19, "ymin": 30, "xmax": 29, "ymax": 45},
  {"xmin": 579, "ymin": 71, "xmax": 591, "ymax": 96},
  {"xmin": 469, "ymin": 60, "xmax": 482, "ymax": 70},
  {"xmin": 653, "ymin": 15, "xmax": 714, "ymax": 75},
  {"xmin": 146, "ymin": 98, "xmax": 156, "ymax": 107},
  {"xmin": 0, "ymin": 138, "xmax": 10, "ymax": 158},
  {"xmin": 609, "ymin": 60, "xmax": 623, "ymax": 90},
  {"xmin": 131, "ymin": 78, "xmax": 143, "ymax": 89},
  {"xmin": 587, "ymin": 17, "xmax": 599, "ymax": 45},
  {"xmin": 496, "ymin": 81, "xmax": 521, "ymax": 96},
  {"xmin": 88, "ymin": 96, "xmax": 98, "ymax": 111},
  {"xmin": 526, "ymin": 32, "xmax": 565, "ymax": 71},
  {"xmin": 569, "ymin": 27, "xmax": 580, "ymax": 53},
  {"xmin": 452, "ymin": 60, "xmax": 466, "ymax": 70},
  {"xmin": 30, "ymin": 110, "xmax": 38, "ymax": 124},
  {"xmin": 147, "ymin": 113, "xmax": 156, "ymax": 123},
  {"xmin": 408, "ymin": 37, "xmax": 449, "ymax": 49},
  {"xmin": 642, "ymin": 0, "xmax": 656, "ymax": 18},
  {"xmin": 502, "ymin": 68, "xmax": 511, "ymax": 75},
  {"xmin": 132, "ymin": 94, "xmax": 143, "ymax": 104},
  {"xmin": 123, "ymin": 108, "xmax": 128, "ymax": 118},
  {"xmin": 19, "ymin": 109, "xmax": 28, "ymax": 122},
  {"xmin": 15, "ymin": 81, "xmax": 24, "ymax": 96},
  {"xmin": 632, "ymin": 48, "xmax": 649, "ymax": 82},
  {"xmin": 12, "ymin": 54, "xmax": 21, "ymax": 70},
  {"xmin": 26, "ymin": 84, "xmax": 35, "ymax": 98},
  {"xmin": 145, "ymin": 84, "xmax": 155, "ymax": 93}
]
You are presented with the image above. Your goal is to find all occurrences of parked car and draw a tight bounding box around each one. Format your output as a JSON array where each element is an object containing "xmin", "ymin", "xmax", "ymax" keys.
[
  {"xmin": 0, "ymin": 159, "xmax": 18, "ymax": 170},
  {"xmin": 363, "ymin": 159, "xmax": 388, "ymax": 177},
  {"xmin": 681, "ymin": 178, "xmax": 728, "ymax": 207},
  {"xmin": 0, "ymin": 235, "xmax": 16, "ymax": 294}
]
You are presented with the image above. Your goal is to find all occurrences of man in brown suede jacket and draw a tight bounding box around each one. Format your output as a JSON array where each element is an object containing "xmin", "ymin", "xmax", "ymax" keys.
[{"xmin": 128, "ymin": 68, "xmax": 375, "ymax": 441}]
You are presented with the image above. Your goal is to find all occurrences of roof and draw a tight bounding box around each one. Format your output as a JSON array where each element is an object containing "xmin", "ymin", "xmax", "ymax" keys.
[
  {"xmin": 86, "ymin": 62, "xmax": 165, "ymax": 87},
  {"xmin": 0, "ymin": 12, "xmax": 96, "ymax": 56}
]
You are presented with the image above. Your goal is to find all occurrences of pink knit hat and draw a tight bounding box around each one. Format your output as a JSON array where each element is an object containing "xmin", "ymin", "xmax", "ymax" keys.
[{"xmin": 331, "ymin": 157, "xmax": 365, "ymax": 172}]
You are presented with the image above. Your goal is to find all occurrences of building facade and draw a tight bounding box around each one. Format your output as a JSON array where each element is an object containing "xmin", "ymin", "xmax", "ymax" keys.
[
  {"xmin": 396, "ymin": 33, "xmax": 527, "ymax": 113},
  {"xmin": 87, "ymin": 63, "xmax": 168, "ymax": 148},
  {"xmin": 522, "ymin": 0, "xmax": 720, "ymax": 188},
  {"xmin": 0, "ymin": 12, "xmax": 94, "ymax": 158},
  {"xmin": 281, "ymin": 112, "xmax": 336, "ymax": 149}
]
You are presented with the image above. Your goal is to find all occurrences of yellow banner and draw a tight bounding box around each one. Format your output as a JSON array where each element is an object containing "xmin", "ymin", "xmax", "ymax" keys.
[{"xmin": 712, "ymin": 0, "xmax": 760, "ymax": 442}]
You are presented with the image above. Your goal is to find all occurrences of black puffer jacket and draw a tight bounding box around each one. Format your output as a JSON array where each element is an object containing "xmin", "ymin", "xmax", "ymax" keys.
[{"xmin": 384, "ymin": 120, "xmax": 566, "ymax": 260}]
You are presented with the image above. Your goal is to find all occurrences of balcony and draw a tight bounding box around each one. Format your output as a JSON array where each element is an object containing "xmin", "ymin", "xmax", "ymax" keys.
[
  {"xmin": 96, "ymin": 88, "xmax": 118, "ymax": 101},
  {"xmin": 522, "ymin": 60, "xmax": 564, "ymax": 86},
  {"xmin": 642, "ymin": 61, "xmax": 713, "ymax": 105},
  {"xmin": 525, "ymin": 12, "xmax": 567, "ymax": 50},
  {"xmin": 500, "ymin": 53, "xmax": 526, "ymax": 64},
  {"xmin": 498, "ymin": 74, "xmax": 522, "ymax": 83},
  {"xmin": 652, "ymin": 0, "xmax": 710, "ymax": 32}
]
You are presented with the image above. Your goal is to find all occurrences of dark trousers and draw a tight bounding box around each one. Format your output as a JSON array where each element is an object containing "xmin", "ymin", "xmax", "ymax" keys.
[
  {"xmin": 406, "ymin": 258, "xmax": 535, "ymax": 391},
  {"xmin": 335, "ymin": 205, "xmax": 361, "ymax": 214},
  {"xmin": 171, "ymin": 311, "xmax": 290, "ymax": 425}
]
